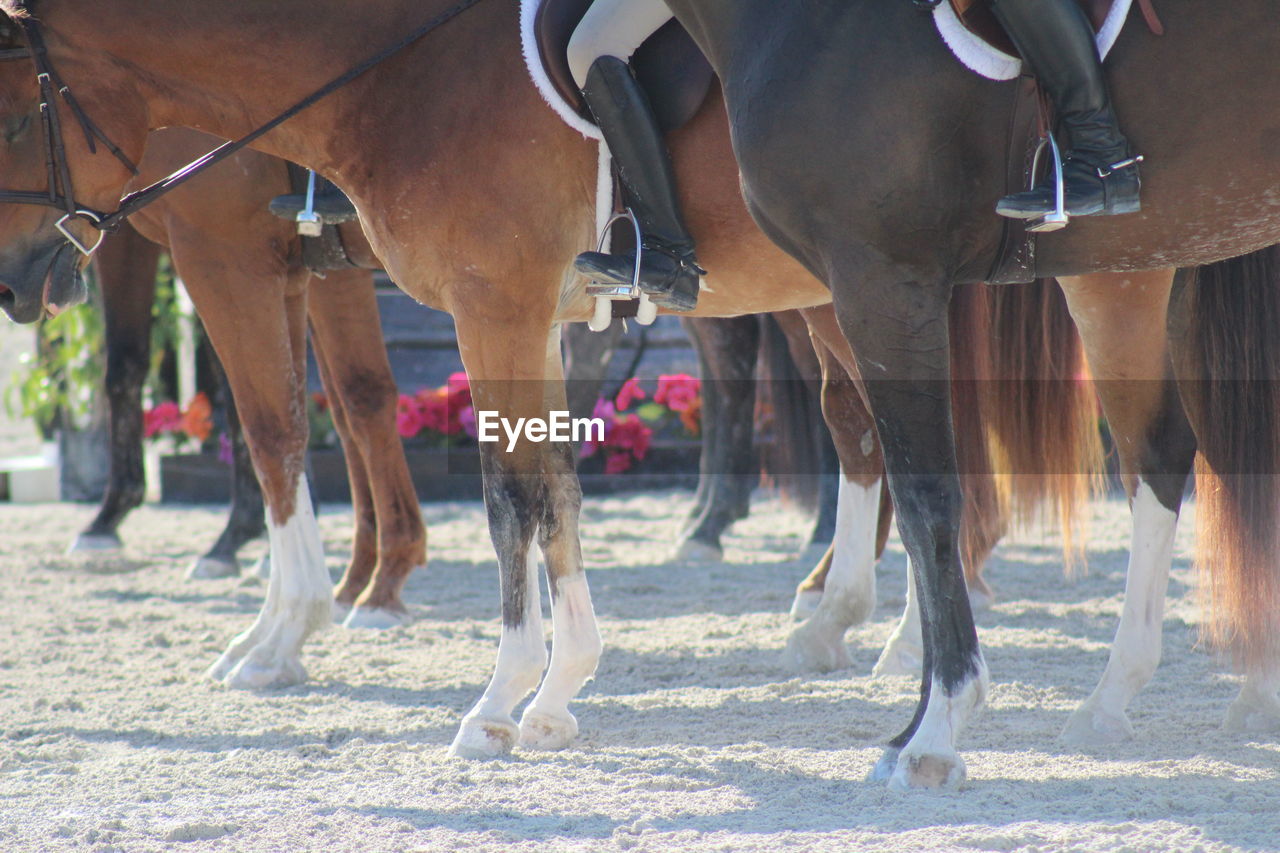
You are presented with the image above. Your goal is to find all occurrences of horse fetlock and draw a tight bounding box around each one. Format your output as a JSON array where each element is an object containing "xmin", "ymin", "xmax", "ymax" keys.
[
  {"xmin": 450, "ymin": 713, "xmax": 520, "ymax": 759},
  {"xmin": 784, "ymin": 617, "xmax": 852, "ymax": 673},
  {"xmin": 1223, "ymin": 685, "xmax": 1280, "ymax": 732},
  {"xmin": 788, "ymin": 588, "xmax": 823, "ymax": 621},
  {"xmin": 873, "ymin": 635, "xmax": 924, "ymax": 678},
  {"xmin": 518, "ymin": 706, "xmax": 579, "ymax": 751}
]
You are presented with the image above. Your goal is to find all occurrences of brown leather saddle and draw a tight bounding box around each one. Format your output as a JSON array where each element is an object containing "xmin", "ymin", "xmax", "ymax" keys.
[
  {"xmin": 534, "ymin": 0, "xmax": 713, "ymax": 132},
  {"xmin": 949, "ymin": 0, "xmax": 1163, "ymax": 55}
]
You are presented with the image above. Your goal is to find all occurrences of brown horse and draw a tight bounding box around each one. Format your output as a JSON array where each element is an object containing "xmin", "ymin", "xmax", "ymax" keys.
[
  {"xmin": 110, "ymin": 126, "xmax": 425, "ymax": 635},
  {"xmin": 0, "ymin": 1, "xmax": 1259, "ymax": 782}
]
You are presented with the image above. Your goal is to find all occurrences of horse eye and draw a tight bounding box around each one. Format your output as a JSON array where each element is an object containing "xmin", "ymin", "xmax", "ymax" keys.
[{"xmin": 3, "ymin": 112, "xmax": 28, "ymax": 143}]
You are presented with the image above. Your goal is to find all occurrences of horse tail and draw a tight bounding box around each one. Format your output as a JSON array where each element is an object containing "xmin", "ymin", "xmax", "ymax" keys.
[
  {"xmin": 757, "ymin": 312, "xmax": 826, "ymax": 512},
  {"xmin": 1182, "ymin": 245, "xmax": 1280, "ymax": 669},
  {"xmin": 983, "ymin": 278, "xmax": 1104, "ymax": 569},
  {"xmin": 949, "ymin": 283, "xmax": 1007, "ymax": 584}
]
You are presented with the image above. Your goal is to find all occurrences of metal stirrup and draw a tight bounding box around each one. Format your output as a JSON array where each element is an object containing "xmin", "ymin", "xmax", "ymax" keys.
[
  {"xmin": 587, "ymin": 208, "xmax": 657, "ymax": 333},
  {"xmin": 1028, "ymin": 132, "xmax": 1069, "ymax": 233}
]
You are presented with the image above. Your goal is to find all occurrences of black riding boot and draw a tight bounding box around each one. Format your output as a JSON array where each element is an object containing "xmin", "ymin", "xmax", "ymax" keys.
[
  {"xmin": 990, "ymin": 0, "xmax": 1141, "ymax": 219},
  {"xmin": 573, "ymin": 56, "xmax": 702, "ymax": 312}
]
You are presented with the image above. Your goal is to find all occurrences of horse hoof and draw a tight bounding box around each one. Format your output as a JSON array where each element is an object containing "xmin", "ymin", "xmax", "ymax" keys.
[
  {"xmin": 342, "ymin": 605, "xmax": 409, "ymax": 631},
  {"xmin": 784, "ymin": 621, "xmax": 852, "ymax": 673},
  {"xmin": 788, "ymin": 588, "xmax": 823, "ymax": 621},
  {"xmin": 222, "ymin": 653, "xmax": 307, "ymax": 690},
  {"xmin": 252, "ymin": 553, "xmax": 272, "ymax": 580},
  {"xmin": 68, "ymin": 532, "xmax": 123, "ymax": 554},
  {"xmin": 519, "ymin": 708, "xmax": 578, "ymax": 750},
  {"xmin": 866, "ymin": 747, "xmax": 900, "ymax": 783},
  {"xmin": 1059, "ymin": 703, "xmax": 1134, "ymax": 746},
  {"xmin": 888, "ymin": 746, "xmax": 966, "ymax": 790},
  {"xmin": 872, "ymin": 641, "xmax": 923, "ymax": 678},
  {"xmin": 673, "ymin": 539, "xmax": 722, "ymax": 564},
  {"xmin": 1223, "ymin": 690, "xmax": 1280, "ymax": 733},
  {"xmin": 331, "ymin": 600, "xmax": 352, "ymax": 625},
  {"xmin": 186, "ymin": 555, "xmax": 241, "ymax": 580},
  {"xmin": 450, "ymin": 714, "xmax": 519, "ymax": 759}
]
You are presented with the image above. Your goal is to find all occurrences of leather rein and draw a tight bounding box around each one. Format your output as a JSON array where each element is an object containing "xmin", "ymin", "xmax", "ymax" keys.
[{"xmin": 0, "ymin": 0, "xmax": 486, "ymax": 257}]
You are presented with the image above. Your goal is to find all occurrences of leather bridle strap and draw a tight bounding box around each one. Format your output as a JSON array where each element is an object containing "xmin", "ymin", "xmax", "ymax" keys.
[{"xmin": 0, "ymin": 0, "xmax": 486, "ymax": 254}]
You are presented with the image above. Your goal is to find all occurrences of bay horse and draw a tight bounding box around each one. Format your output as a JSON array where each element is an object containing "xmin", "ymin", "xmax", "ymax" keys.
[
  {"xmin": 0, "ymin": 0, "xmax": 1263, "ymax": 789},
  {"xmin": 72, "ymin": 216, "xmax": 270, "ymax": 579},
  {"xmin": 660, "ymin": 0, "xmax": 1280, "ymax": 786},
  {"xmin": 96, "ymin": 126, "xmax": 426, "ymax": 632}
]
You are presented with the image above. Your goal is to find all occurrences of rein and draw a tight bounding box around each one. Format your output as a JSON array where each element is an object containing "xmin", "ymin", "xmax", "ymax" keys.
[{"xmin": 0, "ymin": 0, "xmax": 487, "ymax": 256}]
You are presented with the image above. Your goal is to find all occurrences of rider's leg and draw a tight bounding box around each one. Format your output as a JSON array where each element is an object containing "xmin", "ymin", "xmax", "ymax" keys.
[
  {"xmin": 568, "ymin": 0, "xmax": 702, "ymax": 312},
  {"xmin": 989, "ymin": 0, "xmax": 1141, "ymax": 219}
]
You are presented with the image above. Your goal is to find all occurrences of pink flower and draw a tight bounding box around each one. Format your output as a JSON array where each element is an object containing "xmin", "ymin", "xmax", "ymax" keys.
[
  {"xmin": 614, "ymin": 377, "xmax": 646, "ymax": 411},
  {"xmin": 604, "ymin": 414, "xmax": 652, "ymax": 460},
  {"xmin": 415, "ymin": 387, "xmax": 454, "ymax": 435},
  {"xmin": 458, "ymin": 405, "xmax": 477, "ymax": 439},
  {"xmin": 218, "ymin": 432, "xmax": 234, "ymax": 465},
  {"xmin": 144, "ymin": 401, "xmax": 182, "ymax": 438},
  {"xmin": 447, "ymin": 372, "xmax": 472, "ymax": 410},
  {"xmin": 654, "ymin": 374, "xmax": 701, "ymax": 413},
  {"xmin": 395, "ymin": 394, "xmax": 423, "ymax": 438},
  {"xmin": 581, "ymin": 398, "xmax": 619, "ymax": 458}
]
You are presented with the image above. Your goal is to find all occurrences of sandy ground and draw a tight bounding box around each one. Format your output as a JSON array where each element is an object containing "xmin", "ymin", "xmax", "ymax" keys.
[{"xmin": 0, "ymin": 491, "xmax": 1277, "ymax": 853}]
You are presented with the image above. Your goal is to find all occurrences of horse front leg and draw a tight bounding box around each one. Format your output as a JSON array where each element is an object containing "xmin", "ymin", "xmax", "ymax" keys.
[
  {"xmin": 450, "ymin": 315, "xmax": 600, "ymax": 759},
  {"xmin": 307, "ymin": 270, "xmax": 425, "ymax": 630},
  {"xmin": 178, "ymin": 261, "xmax": 330, "ymax": 689},
  {"xmin": 828, "ymin": 273, "xmax": 985, "ymax": 790},
  {"xmin": 71, "ymin": 224, "xmax": 161, "ymax": 552},
  {"xmin": 1056, "ymin": 269, "xmax": 1196, "ymax": 746}
]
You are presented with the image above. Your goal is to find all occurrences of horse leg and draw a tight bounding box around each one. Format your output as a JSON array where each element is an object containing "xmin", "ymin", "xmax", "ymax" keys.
[
  {"xmin": 1055, "ymin": 270, "xmax": 1196, "ymax": 746},
  {"xmin": 786, "ymin": 336, "xmax": 885, "ymax": 672},
  {"xmin": 805, "ymin": 269, "xmax": 984, "ymax": 789},
  {"xmin": 177, "ymin": 260, "xmax": 329, "ymax": 689},
  {"xmin": 71, "ymin": 223, "xmax": 160, "ymax": 552},
  {"xmin": 188, "ymin": 347, "xmax": 267, "ymax": 578},
  {"xmin": 676, "ymin": 315, "xmax": 759, "ymax": 562},
  {"xmin": 308, "ymin": 270, "xmax": 425, "ymax": 630},
  {"xmin": 450, "ymin": 316, "xmax": 600, "ymax": 759}
]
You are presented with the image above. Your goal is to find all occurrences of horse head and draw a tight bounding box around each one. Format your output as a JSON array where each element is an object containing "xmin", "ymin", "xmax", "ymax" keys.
[{"xmin": 0, "ymin": 4, "xmax": 147, "ymax": 322}]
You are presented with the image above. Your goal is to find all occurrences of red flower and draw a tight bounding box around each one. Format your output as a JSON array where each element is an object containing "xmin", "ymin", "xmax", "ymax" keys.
[
  {"xmin": 604, "ymin": 414, "xmax": 652, "ymax": 460},
  {"xmin": 679, "ymin": 395, "xmax": 702, "ymax": 436},
  {"xmin": 447, "ymin": 372, "xmax": 471, "ymax": 410},
  {"xmin": 415, "ymin": 387, "xmax": 454, "ymax": 435},
  {"xmin": 311, "ymin": 391, "xmax": 328, "ymax": 413},
  {"xmin": 614, "ymin": 377, "xmax": 646, "ymax": 411},
  {"xmin": 654, "ymin": 374, "xmax": 701, "ymax": 413}
]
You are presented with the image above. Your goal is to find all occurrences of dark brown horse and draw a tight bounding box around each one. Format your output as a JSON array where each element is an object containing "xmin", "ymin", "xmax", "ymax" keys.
[
  {"xmin": 662, "ymin": 0, "xmax": 1280, "ymax": 787},
  {"xmin": 0, "ymin": 1, "xmax": 1265, "ymax": 788}
]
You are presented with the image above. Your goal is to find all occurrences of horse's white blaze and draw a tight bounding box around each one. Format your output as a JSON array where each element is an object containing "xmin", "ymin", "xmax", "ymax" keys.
[
  {"xmin": 873, "ymin": 561, "xmax": 924, "ymax": 677},
  {"xmin": 208, "ymin": 474, "xmax": 331, "ymax": 689},
  {"xmin": 889, "ymin": 657, "xmax": 988, "ymax": 790},
  {"xmin": 521, "ymin": 573, "xmax": 602, "ymax": 749},
  {"xmin": 785, "ymin": 475, "xmax": 880, "ymax": 672},
  {"xmin": 1062, "ymin": 480, "xmax": 1176, "ymax": 744},
  {"xmin": 451, "ymin": 550, "xmax": 548, "ymax": 758}
]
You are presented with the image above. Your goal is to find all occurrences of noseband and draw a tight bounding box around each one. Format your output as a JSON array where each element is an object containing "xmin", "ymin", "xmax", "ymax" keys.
[{"xmin": 0, "ymin": 0, "xmax": 486, "ymax": 258}]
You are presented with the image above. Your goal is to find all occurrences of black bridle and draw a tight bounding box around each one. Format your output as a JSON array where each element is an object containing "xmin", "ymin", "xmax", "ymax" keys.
[{"xmin": 0, "ymin": 0, "xmax": 486, "ymax": 257}]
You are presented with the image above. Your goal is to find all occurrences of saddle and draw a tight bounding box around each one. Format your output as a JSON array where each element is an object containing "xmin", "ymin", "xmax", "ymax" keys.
[
  {"xmin": 948, "ymin": 0, "xmax": 1163, "ymax": 58},
  {"xmin": 533, "ymin": 0, "xmax": 713, "ymax": 133}
]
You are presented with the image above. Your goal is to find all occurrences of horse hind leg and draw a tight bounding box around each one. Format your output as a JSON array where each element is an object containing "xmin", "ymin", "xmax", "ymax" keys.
[
  {"xmin": 1055, "ymin": 269, "xmax": 1194, "ymax": 746},
  {"xmin": 308, "ymin": 270, "xmax": 425, "ymax": 630}
]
